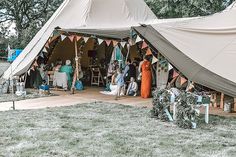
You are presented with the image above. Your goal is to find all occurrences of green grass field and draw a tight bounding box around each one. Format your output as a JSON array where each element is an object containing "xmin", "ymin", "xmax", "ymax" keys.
[{"xmin": 0, "ymin": 102, "xmax": 236, "ymax": 157}]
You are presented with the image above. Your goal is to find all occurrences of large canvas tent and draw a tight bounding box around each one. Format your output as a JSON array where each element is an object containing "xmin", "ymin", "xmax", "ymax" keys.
[
  {"xmin": 134, "ymin": 2, "xmax": 236, "ymax": 97},
  {"xmin": 3, "ymin": 0, "xmax": 157, "ymax": 79}
]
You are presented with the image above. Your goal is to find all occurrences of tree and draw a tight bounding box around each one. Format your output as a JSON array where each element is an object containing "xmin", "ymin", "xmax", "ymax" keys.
[
  {"xmin": 0, "ymin": 0, "xmax": 63, "ymax": 49},
  {"xmin": 145, "ymin": 0, "xmax": 234, "ymax": 18}
]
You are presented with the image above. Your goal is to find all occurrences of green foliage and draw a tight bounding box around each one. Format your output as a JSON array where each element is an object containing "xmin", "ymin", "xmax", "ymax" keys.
[
  {"xmin": 151, "ymin": 88, "xmax": 171, "ymax": 121},
  {"xmin": 175, "ymin": 92, "xmax": 199, "ymax": 129},
  {"xmin": 145, "ymin": 0, "xmax": 234, "ymax": 18}
]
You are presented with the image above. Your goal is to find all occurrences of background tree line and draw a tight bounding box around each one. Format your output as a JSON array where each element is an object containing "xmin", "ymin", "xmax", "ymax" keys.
[{"xmin": 0, "ymin": 0, "xmax": 234, "ymax": 56}]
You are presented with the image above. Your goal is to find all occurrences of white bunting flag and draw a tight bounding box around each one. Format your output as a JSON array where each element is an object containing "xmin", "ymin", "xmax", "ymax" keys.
[
  {"xmin": 97, "ymin": 38, "xmax": 104, "ymax": 45},
  {"xmin": 60, "ymin": 35, "xmax": 67, "ymax": 41},
  {"xmin": 135, "ymin": 35, "xmax": 142, "ymax": 43},
  {"xmin": 83, "ymin": 37, "xmax": 90, "ymax": 43},
  {"xmin": 152, "ymin": 56, "xmax": 158, "ymax": 64},
  {"xmin": 42, "ymin": 47, "xmax": 47, "ymax": 53},
  {"xmin": 120, "ymin": 42, "xmax": 126, "ymax": 48}
]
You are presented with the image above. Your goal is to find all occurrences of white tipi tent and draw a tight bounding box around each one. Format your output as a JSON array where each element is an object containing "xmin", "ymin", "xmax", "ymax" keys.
[
  {"xmin": 3, "ymin": 0, "xmax": 157, "ymax": 79},
  {"xmin": 134, "ymin": 1, "xmax": 236, "ymax": 97}
]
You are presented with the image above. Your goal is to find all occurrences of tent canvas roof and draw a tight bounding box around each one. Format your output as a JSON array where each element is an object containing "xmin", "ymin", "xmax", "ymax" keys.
[
  {"xmin": 3, "ymin": 0, "xmax": 157, "ymax": 79},
  {"xmin": 134, "ymin": 2, "xmax": 236, "ymax": 97}
]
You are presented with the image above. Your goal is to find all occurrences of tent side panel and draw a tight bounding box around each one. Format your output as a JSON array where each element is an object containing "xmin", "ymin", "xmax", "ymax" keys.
[{"xmin": 134, "ymin": 26, "xmax": 236, "ymax": 97}]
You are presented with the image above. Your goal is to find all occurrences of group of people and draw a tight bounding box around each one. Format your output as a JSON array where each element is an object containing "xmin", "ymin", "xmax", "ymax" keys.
[{"xmin": 102, "ymin": 55, "xmax": 152, "ymax": 99}]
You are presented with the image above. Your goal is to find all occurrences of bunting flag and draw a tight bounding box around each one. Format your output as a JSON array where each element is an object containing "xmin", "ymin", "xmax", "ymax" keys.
[
  {"xmin": 42, "ymin": 47, "xmax": 48, "ymax": 53},
  {"xmin": 142, "ymin": 41, "xmax": 148, "ymax": 49},
  {"xmin": 45, "ymin": 42, "xmax": 50, "ymax": 48},
  {"xmin": 61, "ymin": 34, "xmax": 67, "ymax": 41},
  {"xmin": 76, "ymin": 36, "xmax": 82, "ymax": 41},
  {"xmin": 180, "ymin": 77, "xmax": 187, "ymax": 86},
  {"xmin": 173, "ymin": 70, "xmax": 179, "ymax": 78},
  {"xmin": 83, "ymin": 37, "xmax": 90, "ymax": 43},
  {"xmin": 97, "ymin": 38, "xmax": 104, "ymax": 45},
  {"xmin": 135, "ymin": 35, "xmax": 142, "ymax": 43},
  {"xmin": 105, "ymin": 40, "xmax": 112, "ymax": 46},
  {"xmin": 146, "ymin": 48, "xmax": 152, "ymax": 55},
  {"xmin": 68, "ymin": 35, "xmax": 75, "ymax": 42},
  {"xmin": 152, "ymin": 56, "xmax": 158, "ymax": 64},
  {"xmin": 112, "ymin": 40, "xmax": 119, "ymax": 47},
  {"xmin": 39, "ymin": 52, "xmax": 44, "ymax": 58},
  {"xmin": 120, "ymin": 42, "xmax": 126, "ymax": 48}
]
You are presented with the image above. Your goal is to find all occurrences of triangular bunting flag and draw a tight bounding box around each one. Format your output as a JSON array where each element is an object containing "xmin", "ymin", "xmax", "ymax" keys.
[
  {"xmin": 120, "ymin": 42, "xmax": 126, "ymax": 48},
  {"xmin": 42, "ymin": 47, "xmax": 47, "ymax": 53},
  {"xmin": 97, "ymin": 38, "xmax": 104, "ymax": 45},
  {"xmin": 61, "ymin": 34, "xmax": 67, "ymax": 41},
  {"xmin": 112, "ymin": 40, "xmax": 119, "ymax": 47},
  {"xmin": 105, "ymin": 40, "xmax": 112, "ymax": 46},
  {"xmin": 146, "ymin": 48, "xmax": 152, "ymax": 55},
  {"xmin": 45, "ymin": 42, "xmax": 50, "ymax": 48},
  {"xmin": 135, "ymin": 35, "xmax": 142, "ymax": 43},
  {"xmin": 173, "ymin": 70, "xmax": 179, "ymax": 78},
  {"xmin": 68, "ymin": 35, "xmax": 75, "ymax": 42},
  {"xmin": 76, "ymin": 36, "xmax": 82, "ymax": 41},
  {"xmin": 39, "ymin": 52, "xmax": 44, "ymax": 58},
  {"xmin": 142, "ymin": 41, "xmax": 148, "ymax": 49},
  {"xmin": 83, "ymin": 37, "xmax": 90, "ymax": 43},
  {"xmin": 180, "ymin": 77, "xmax": 187, "ymax": 86},
  {"xmin": 152, "ymin": 56, "xmax": 158, "ymax": 64}
]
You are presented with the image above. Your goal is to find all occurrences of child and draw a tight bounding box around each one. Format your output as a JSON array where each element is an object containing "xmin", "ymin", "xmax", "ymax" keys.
[
  {"xmin": 115, "ymin": 68, "xmax": 124, "ymax": 100},
  {"xmin": 126, "ymin": 77, "xmax": 138, "ymax": 96}
]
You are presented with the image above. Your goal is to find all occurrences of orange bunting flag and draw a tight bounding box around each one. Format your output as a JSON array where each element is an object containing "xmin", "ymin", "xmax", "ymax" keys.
[
  {"xmin": 76, "ymin": 36, "xmax": 82, "ymax": 41},
  {"xmin": 112, "ymin": 40, "xmax": 119, "ymax": 47},
  {"xmin": 105, "ymin": 40, "xmax": 112, "ymax": 46},
  {"xmin": 68, "ymin": 35, "xmax": 75, "ymax": 42},
  {"xmin": 142, "ymin": 41, "xmax": 148, "ymax": 49},
  {"xmin": 173, "ymin": 70, "xmax": 180, "ymax": 78},
  {"xmin": 180, "ymin": 77, "xmax": 187, "ymax": 86},
  {"xmin": 146, "ymin": 48, "xmax": 152, "ymax": 55}
]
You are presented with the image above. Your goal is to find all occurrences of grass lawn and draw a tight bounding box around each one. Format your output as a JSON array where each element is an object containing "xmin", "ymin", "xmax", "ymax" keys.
[{"xmin": 0, "ymin": 102, "xmax": 236, "ymax": 157}]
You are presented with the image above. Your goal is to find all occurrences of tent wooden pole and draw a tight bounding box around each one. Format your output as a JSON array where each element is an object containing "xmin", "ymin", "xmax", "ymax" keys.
[
  {"xmin": 220, "ymin": 93, "xmax": 224, "ymax": 109},
  {"xmin": 74, "ymin": 38, "xmax": 79, "ymax": 80},
  {"xmin": 234, "ymin": 98, "xmax": 236, "ymax": 112}
]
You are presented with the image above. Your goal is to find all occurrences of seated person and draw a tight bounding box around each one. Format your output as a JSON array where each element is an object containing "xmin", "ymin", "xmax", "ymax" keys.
[
  {"xmin": 60, "ymin": 60, "xmax": 73, "ymax": 89},
  {"xmin": 107, "ymin": 60, "xmax": 119, "ymax": 79},
  {"xmin": 53, "ymin": 58, "xmax": 63, "ymax": 72},
  {"xmin": 126, "ymin": 77, "xmax": 138, "ymax": 96},
  {"xmin": 100, "ymin": 72, "xmax": 118, "ymax": 95}
]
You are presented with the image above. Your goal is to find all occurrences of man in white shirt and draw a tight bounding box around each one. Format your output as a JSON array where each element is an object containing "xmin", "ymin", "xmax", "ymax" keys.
[{"xmin": 126, "ymin": 77, "xmax": 138, "ymax": 96}]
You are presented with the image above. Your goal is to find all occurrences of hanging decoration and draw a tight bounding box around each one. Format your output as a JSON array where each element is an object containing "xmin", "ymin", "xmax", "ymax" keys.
[
  {"xmin": 83, "ymin": 37, "xmax": 90, "ymax": 43},
  {"xmin": 142, "ymin": 41, "xmax": 148, "ymax": 49},
  {"xmin": 146, "ymin": 48, "xmax": 152, "ymax": 56},
  {"xmin": 61, "ymin": 34, "xmax": 67, "ymax": 41},
  {"xmin": 42, "ymin": 47, "xmax": 48, "ymax": 53},
  {"xmin": 76, "ymin": 36, "xmax": 82, "ymax": 41},
  {"xmin": 97, "ymin": 38, "xmax": 104, "ymax": 45},
  {"xmin": 120, "ymin": 42, "xmax": 126, "ymax": 48},
  {"xmin": 68, "ymin": 35, "xmax": 75, "ymax": 42},
  {"xmin": 135, "ymin": 35, "xmax": 143, "ymax": 43},
  {"xmin": 105, "ymin": 40, "xmax": 112, "ymax": 46},
  {"xmin": 180, "ymin": 77, "xmax": 187, "ymax": 86},
  {"xmin": 152, "ymin": 56, "xmax": 158, "ymax": 64},
  {"xmin": 112, "ymin": 40, "xmax": 119, "ymax": 47},
  {"xmin": 45, "ymin": 42, "xmax": 50, "ymax": 48},
  {"xmin": 173, "ymin": 70, "xmax": 179, "ymax": 78}
]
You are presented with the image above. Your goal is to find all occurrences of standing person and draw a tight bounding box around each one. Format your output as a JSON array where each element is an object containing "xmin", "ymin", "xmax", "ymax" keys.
[
  {"xmin": 123, "ymin": 59, "xmax": 136, "ymax": 82},
  {"xmin": 126, "ymin": 77, "xmax": 138, "ymax": 96},
  {"xmin": 141, "ymin": 56, "xmax": 152, "ymax": 98},
  {"xmin": 115, "ymin": 68, "xmax": 125, "ymax": 100}
]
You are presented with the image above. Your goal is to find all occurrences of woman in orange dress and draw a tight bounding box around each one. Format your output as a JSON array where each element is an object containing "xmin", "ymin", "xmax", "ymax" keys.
[{"xmin": 141, "ymin": 56, "xmax": 152, "ymax": 98}]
